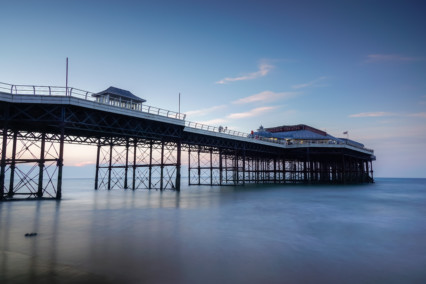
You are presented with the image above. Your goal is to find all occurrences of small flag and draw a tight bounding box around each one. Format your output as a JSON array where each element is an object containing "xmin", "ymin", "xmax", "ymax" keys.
[{"xmin": 343, "ymin": 131, "xmax": 348, "ymax": 135}]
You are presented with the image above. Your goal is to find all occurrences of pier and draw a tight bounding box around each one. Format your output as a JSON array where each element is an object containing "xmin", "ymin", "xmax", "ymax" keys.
[{"xmin": 0, "ymin": 82, "xmax": 375, "ymax": 200}]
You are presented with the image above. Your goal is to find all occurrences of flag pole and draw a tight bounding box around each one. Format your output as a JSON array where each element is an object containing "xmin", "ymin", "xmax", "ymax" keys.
[
  {"xmin": 179, "ymin": 92, "xmax": 181, "ymax": 115},
  {"xmin": 66, "ymin": 57, "xmax": 68, "ymax": 96}
]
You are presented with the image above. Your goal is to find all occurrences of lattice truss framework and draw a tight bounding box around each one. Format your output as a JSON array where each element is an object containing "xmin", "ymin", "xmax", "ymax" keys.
[
  {"xmin": 0, "ymin": 130, "xmax": 63, "ymax": 199},
  {"xmin": 95, "ymin": 138, "xmax": 180, "ymax": 190},
  {"xmin": 186, "ymin": 146, "xmax": 374, "ymax": 186}
]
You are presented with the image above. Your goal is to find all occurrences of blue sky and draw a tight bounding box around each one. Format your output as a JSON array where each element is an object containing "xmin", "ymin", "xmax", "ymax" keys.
[{"xmin": 1, "ymin": 0, "xmax": 425, "ymax": 177}]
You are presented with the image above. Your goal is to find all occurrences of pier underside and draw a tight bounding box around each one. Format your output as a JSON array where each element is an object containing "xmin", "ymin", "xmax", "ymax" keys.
[{"xmin": 0, "ymin": 99, "xmax": 374, "ymax": 201}]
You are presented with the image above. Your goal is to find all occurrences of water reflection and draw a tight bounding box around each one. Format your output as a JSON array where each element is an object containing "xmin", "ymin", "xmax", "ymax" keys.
[{"xmin": 1, "ymin": 178, "xmax": 426, "ymax": 283}]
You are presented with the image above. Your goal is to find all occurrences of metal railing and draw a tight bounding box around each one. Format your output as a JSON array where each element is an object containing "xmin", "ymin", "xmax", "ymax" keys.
[
  {"xmin": 0, "ymin": 82, "xmax": 186, "ymax": 120},
  {"xmin": 184, "ymin": 120, "xmax": 374, "ymax": 153},
  {"xmin": 0, "ymin": 82, "xmax": 373, "ymax": 153},
  {"xmin": 185, "ymin": 121, "xmax": 248, "ymax": 138}
]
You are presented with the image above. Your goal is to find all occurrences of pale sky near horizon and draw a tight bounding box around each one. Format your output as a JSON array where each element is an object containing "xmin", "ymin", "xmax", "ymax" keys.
[{"xmin": 1, "ymin": 0, "xmax": 425, "ymax": 178}]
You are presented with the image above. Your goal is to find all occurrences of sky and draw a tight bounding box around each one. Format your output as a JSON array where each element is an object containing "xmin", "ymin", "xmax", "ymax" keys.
[{"xmin": 1, "ymin": 0, "xmax": 425, "ymax": 178}]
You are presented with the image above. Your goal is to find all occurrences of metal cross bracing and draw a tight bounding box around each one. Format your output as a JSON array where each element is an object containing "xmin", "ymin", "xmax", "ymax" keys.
[
  {"xmin": 94, "ymin": 138, "xmax": 181, "ymax": 191},
  {"xmin": 0, "ymin": 130, "xmax": 64, "ymax": 199},
  {"xmin": 0, "ymin": 92, "xmax": 375, "ymax": 201}
]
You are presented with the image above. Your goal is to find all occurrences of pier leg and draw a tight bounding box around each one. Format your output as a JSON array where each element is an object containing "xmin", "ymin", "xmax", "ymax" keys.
[
  {"xmin": 149, "ymin": 141, "xmax": 153, "ymax": 189},
  {"xmin": 0, "ymin": 128, "xmax": 8, "ymax": 200},
  {"xmin": 95, "ymin": 139, "xmax": 101, "ymax": 190},
  {"xmin": 210, "ymin": 148, "xmax": 213, "ymax": 185},
  {"xmin": 188, "ymin": 147, "xmax": 191, "ymax": 185},
  {"xmin": 242, "ymin": 151, "xmax": 246, "ymax": 185},
  {"xmin": 175, "ymin": 141, "xmax": 181, "ymax": 191},
  {"xmin": 124, "ymin": 138, "xmax": 129, "ymax": 189},
  {"xmin": 37, "ymin": 133, "xmax": 46, "ymax": 198},
  {"xmin": 219, "ymin": 148, "xmax": 223, "ymax": 186},
  {"xmin": 56, "ymin": 128, "xmax": 65, "ymax": 199},
  {"xmin": 108, "ymin": 142, "xmax": 113, "ymax": 190},
  {"xmin": 132, "ymin": 139, "xmax": 137, "ymax": 190},
  {"xmin": 197, "ymin": 146, "xmax": 201, "ymax": 185},
  {"xmin": 160, "ymin": 140, "xmax": 164, "ymax": 190},
  {"xmin": 8, "ymin": 130, "xmax": 17, "ymax": 198}
]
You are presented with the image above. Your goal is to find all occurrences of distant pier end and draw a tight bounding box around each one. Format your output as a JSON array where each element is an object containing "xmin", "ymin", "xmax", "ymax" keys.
[{"xmin": 0, "ymin": 82, "xmax": 374, "ymax": 200}]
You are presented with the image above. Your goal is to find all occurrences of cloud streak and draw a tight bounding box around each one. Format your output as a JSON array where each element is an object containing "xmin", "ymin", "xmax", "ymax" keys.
[
  {"xmin": 233, "ymin": 91, "xmax": 297, "ymax": 104},
  {"xmin": 216, "ymin": 62, "xmax": 273, "ymax": 84},
  {"xmin": 74, "ymin": 161, "xmax": 96, "ymax": 167},
  {"xmin": 198, "ymin": 118, "xmax": 227, "ymax": 125},
  {"xmin": 292, "ymin": 76, "xmax": 327, "ymax": 89},
  {"xmin": 365, "ymin": 54, "xmax": 424, "ymax": 63},
  {"xmin": 227, "ymin": 106, "xmax": 277, "ymax": 119},
  {"xmin": 350, "ymin": 111, "xmax": 426, "ymax": 118},
  {"xmin": 185, "ymin": 105, "xmax": 227, "ymax": 117},
  {"xmin": 349, "ymin": 112, "xmax": 396, "ymax": 118},
  {"xmin": 408, "ymin": 112, "xmax": 426, "ymax": 118}
]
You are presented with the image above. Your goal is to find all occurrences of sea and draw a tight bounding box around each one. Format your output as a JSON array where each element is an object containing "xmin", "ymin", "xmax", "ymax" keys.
[{"xmin": 1, "ymin": 178, "xmax": 426, "ymax": 284}]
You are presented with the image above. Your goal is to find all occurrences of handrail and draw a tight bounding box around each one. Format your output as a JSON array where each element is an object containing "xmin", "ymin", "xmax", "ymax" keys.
[
  {"xmin": 0, "ymin": 82, "xmax": 186, "ymax": 120},
  {"xmin": 0, "ymin": 82, "xmax": 373, "ymax": 153},
  {"xmin": 184, "ymin": 121, "xmax": 374, "ymax": 153}
]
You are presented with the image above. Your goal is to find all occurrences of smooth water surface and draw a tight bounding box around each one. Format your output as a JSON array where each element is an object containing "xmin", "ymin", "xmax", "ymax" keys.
[{"xmin": 1, "ymin": 178, "xmax": 426, "ymax": 283}]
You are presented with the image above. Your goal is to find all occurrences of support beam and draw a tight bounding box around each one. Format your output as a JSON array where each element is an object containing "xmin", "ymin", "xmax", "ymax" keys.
[
  {"xmin": 37, "ymin": 133, "xmax": 46, "ymax": 198},
  {"xmin": 176, "ymin": 141, "xmax": 181, "ymax": 191},
  {"xmin": 160, "ymin": 140, "xmax": 164, "ymax": 190},
  {"xmin": 108, "ymin": 142, "xmax": 113, "ymax": 190},
  {"xmin": 0, "ymin": 128, "xmax": 8, "ymax": 200},
  {"xmin": 56, "ymin": 127, "xmax": 65, "ymax": 199},
  {"xmin": 7, "ymin": 130, "xmax": 17, "ymax": 198},
  {"xmin": 132, "ymin": 138, "xmax": 137, "ymax": 190},
  {"xmin": 94, "ymin": 139, "xmax": 101, "ymax": 190},
  {"xmin": 124, "ymin": 138, "xmax": 129, "ymax": 189},
  {"xmin": 149, "ymin": 140, "xmax": 153, "ymax": 189}
]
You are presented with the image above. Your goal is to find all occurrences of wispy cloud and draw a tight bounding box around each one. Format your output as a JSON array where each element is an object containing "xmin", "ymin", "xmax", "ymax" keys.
[
  {"xmin": 365, "ymin": 54, "xmax": 424, "ymax": 63},
  {"xmin": 349, "ymin": 112, "xmax": 396, "ymax": 118},
  {"xmin": 74, "ymin": 161, "xmax": 96, "ymax": 167},
  {"xmin": 227, "ymin": 106, "xmax": 278, "ymax": 119},
  {"xmin": 233, "ymin": 91, "xmax": 297, "ymax": 104},
  {"xmin": 185, "ymin": 105, "xmax": 227, "ymax": 117},
  {"xmin": 198, "ymin": 118, "xmax": 227, "ymax": 125},
  {"xmin": 350, "ymin": 111, "xmax": 426, "ymax": 118},
  {"xmin": 408, "ymin": 112, "xmax": 426, "ymax": 118},
  {"xmin": 216, "ymin": 62, "xmax": 274, "ymax": 84},
  {"xmin": 292, "ymin": 76, "xmax": 327, "ymax": 89}
]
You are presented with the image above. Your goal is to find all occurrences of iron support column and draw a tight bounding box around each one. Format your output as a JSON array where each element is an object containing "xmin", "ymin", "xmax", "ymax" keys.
[
  {"xmin": 108, "ymin": 142, "xmax": 113, "ymax": 190},
  {"xmin": 149, "ymin": 141, "xmax": 153, "ymax": 189},
  {"xmin": 219, "ymin": 148, "xmax": 223, "ymax": 186},
  {"xmin": 0, "ymin": 129, "xmax": 8, "ymax": 199},
  {"xmin": 242, "ymin": 150, "xmax": 246, "ymax": 185},
  {"xmin": 160, "ymin": 140, "xmax": 164, "ymax": 190},
  {"xmin": 273, "ymin": 157, "xmax": 277, "ymax": 183},
  {"xmin": 94, "ymin": 139, "xmax": 101, "ymax": 190},
  {"xmin": 176, "ymin": 141, "xmax": 181, "ymax": 191},
  {"xmin": 37, "ymin": 133, "xmax": 46, "ymax": 198},
  {"xmin": 197, "ymin": 146, "xmax": 201, "ymax": 185},
  {"xmin": 56, "ymin": 127, "xmax": 65, "ymax": 199},
  {"xmin": 188, "ymin": 147, "xmax": 191, "ymax": 185},
  {"xmin": 132, "ymin": 139, "xmax": 137, "ymax": 190},
  {"xmin": 210, "ymin": 148, "xmax": 213, "ymax": 185},
  {"xmin": 8, "ymin": 130, "xmax": 18, "ymax": 198},
  {"xmin": 124, "ymin": 138, "xmax": 129, "ymax": 189}
]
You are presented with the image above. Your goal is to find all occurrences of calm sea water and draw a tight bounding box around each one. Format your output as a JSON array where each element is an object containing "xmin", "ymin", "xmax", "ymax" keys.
[{"xmin": 1, "ymin": 178, "xmax": 426, "ymax": 284}]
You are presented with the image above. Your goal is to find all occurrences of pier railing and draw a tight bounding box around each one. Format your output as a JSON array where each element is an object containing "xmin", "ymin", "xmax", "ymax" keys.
[
  {"xmin": 184, "ymin": 121, "xmax": 374, "ymax": 153},
  {"xmin": 0, "ymin": 82, "xmax": 186, "ymax": 120},
  {"xmin": 185, "ymin": 121, "xmax": 248, "ymax": 138},
  {"xmin": 1, "ymin": 82, "xmax": 373, "ymax": 153}
]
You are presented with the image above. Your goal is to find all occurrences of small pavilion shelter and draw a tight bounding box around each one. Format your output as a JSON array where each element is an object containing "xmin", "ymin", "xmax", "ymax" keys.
[{"xmin": 92, "ymin": 87, "xmax": 146, "ymax": 110}]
